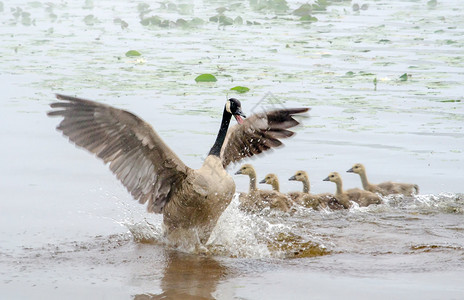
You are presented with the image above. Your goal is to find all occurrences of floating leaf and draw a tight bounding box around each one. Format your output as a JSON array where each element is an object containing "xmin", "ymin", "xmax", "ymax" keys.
[
  {"xmin": 399, "ymin": 73, "xmax": 409, "ymax": 81},
  {"xmin": 195, "ymin": 74, "xmax": 217, "ymax": 82},
  {"xmin": 176, "ymin": 18, "xmax": 188, "ymax": 28},
  {"xmin": 359, "ymin": 71, "xmax": 376, "ymax": 76},
  {"xmin": 114, "ymin": 18, "xmax": 129, "ymax": 29},
  {"xmin": 440, "ymin": 100, "xmax": 461, "ymax": 103},
  {"xmin": 345, "ymin": 71, "xmax": 355, "ymax": 77},
  {"xmin": 125, "ymin": 50, "xmax": 141, "ymax": 57},
  {"xmin": 300, "ymin": 15, "xmax": 318, "ymax": 22},
  {"xmin": 234, "ymin": 16, "xmax": 243, "ymax": 25},
  {"xmin": 230, "ymin": 86, "xmax": 250, "ymax": 93},
  {"xmin": 140, "ymin": 16, "xmax": 161, "ymax": 26},
  {"xmin": 83, "ymin": 14, "xmax": 98, "ymax": 26},
  {"xmin": 189, "ymin": 17, "xmax": 205, "ymax": 26},
  {"xmin": 219, "ymin": 15, "xmax": 233, "ymax": 26},
  {"xmin": 313, "ymin": 0, "xmax": 328, "ymax": 11},
  {"xmin": 293, "ymin": 4, "xmax": 312, "ymax": 16},
  {"xmin": 427, "ymin": 0, "xmax": 437, "ymax": 8}
]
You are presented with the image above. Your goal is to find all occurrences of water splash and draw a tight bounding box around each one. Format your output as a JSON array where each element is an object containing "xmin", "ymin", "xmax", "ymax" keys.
[
  {"xmin": 121, "ymin": 194, "xmax": 329, "ymax": 258},
  {"xmin": 120, "ymin": 192, "xmax": 463, "ymax": 257}
]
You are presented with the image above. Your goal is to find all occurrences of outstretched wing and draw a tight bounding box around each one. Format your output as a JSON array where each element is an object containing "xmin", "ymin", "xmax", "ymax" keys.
[
  {"xmin": 48, "ymin": 94, "xmax": 190, "ymax": 213},
  {"xmin": 220, "ymin": 108, "xmax": 309, "ymax": 168}
]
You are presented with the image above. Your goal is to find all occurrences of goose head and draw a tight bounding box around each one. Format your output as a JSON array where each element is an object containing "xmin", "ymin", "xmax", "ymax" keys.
[
  {"xmin": 235, "ymin": 164, "xmax": 255, "ymax": 176},
  {"xmin": 259, "ymin": 173, "xmax": 278, "ymax": 185},
  {"xmin": 226, "ymin": 98, "xmax": 246, "ymax": 124},
  {"xmin": 288, "ymin": 170, "xmax": 308, "ymax": 182},
  {"xmin": 323, "ymin": 172, "xmax": 341, "ymax": 183},
  {"xmin": 346, "ymin": 163, "xmax": 365, "ymax": 174}
]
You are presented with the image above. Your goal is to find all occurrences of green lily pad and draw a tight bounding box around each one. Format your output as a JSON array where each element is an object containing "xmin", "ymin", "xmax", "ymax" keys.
[
  {"xmin": 427, "ymin": 0, "xmax": 437, "ymax": 8},
  {"xmin": 399, "ymin": 73, "xmax": 409, "ymax": 81},
  {"xmin": 195, "ymin": 74, "xmax": 217, "ymax": 82},
  {"xmin": 125, "ymin": 50, "xmax": 142, "ymax": 57},
  {"xmin": 300, "ymin": 15, "xmax": 318, "ymax": 22},
  {"xmin": 230, "ymin": 86, "xmax": 250, "ymax": 93},
  {"xmin": 345, "ymin": 71, "xmax": 355, "ymax": 77},
  {"xmin": 234, "ymin": 16, "xmax": 243, "ymax": 25}
]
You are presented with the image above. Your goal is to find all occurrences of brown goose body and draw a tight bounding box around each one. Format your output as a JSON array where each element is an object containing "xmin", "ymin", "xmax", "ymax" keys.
[
  {"xmin": 288, "ymin": 170, "xmax": 337, "ymax": 210},
  {"xmin": 162, "ymin": 156, "xmax": 235, "ymax": 244},
  {"xmin": 48, "ymin": 94, "xmax": 308, "ymax": 247},
  {"xmin": 323, "ymin": 172, "xmax": 382, "ymax": 208},
  {"xmin": 347, "ymin": 163, "xmax": 419, "ymax": 196}
]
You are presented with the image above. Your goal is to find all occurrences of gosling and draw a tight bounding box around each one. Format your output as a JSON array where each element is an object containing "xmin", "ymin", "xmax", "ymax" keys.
[
  {"xmin": 235, "ymin": 165, "xmax": 289, "ymax": 212},
  {"xmin": 288, "ymin": 170, "xmax": 336, "ymax": 210},
  {"xmin": 259, "ymin": 173, "xmax": 294, "ymax": 212},
  {"xmin": 347, "ymin": 163, "xmax": 419, "ymax": 196},
  {"xmin": 323, "ymin": 172, "xmax": 382, "ymax": 208}
]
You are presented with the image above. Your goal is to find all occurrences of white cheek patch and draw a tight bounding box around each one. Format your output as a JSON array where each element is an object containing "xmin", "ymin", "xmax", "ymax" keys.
[{"xmin": 225, "ymin": 101, "xmax": 232, "ymax": 113}]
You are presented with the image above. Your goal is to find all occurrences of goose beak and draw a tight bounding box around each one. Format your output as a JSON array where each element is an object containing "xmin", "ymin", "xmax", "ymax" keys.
[
  {"xmin": 346, "ymin": 168, "xmax": 354, "ymax": 173},
  {"xmin": 288, "ymin": 175, "xmax": 296, "ymax": 181},
  {"xmin": 259, "ymin": 178, "xmax": 266, "ymax": 184},
  {"xmin": 233, "ymin": 109, "xmax": 246, "ymax": 124},
  {"xmin": 235, "ymin": 170, "xmax": 242, "ymax": 175},
  {"xmin": 323, "ymin": 176, "xmax": 330, "ymax": 181}
]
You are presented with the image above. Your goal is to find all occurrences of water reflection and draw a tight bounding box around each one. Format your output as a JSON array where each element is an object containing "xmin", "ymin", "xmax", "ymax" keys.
[{"xmin": 134, "ymin": 251, "xmax": 227, "ymax": 300}]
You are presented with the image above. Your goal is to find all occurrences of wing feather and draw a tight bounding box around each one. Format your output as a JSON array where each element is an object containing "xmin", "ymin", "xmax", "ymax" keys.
[
  {"xmin": 48, "ymin": 94, "xmax": 190, "ymax": 213},
  {"xmin": 220, "ymin": 108, "xmax": 309, "ymax": 167}
]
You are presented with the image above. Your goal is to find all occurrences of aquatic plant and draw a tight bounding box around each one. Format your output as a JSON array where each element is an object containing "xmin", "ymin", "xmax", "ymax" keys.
[{"xmin": 195, "ymin": 74, "xmax": 218, "ymax": 82}]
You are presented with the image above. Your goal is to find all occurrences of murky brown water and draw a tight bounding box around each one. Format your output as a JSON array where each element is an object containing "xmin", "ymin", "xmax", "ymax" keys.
[{"xmin": 1, "ymin": 0, "xmax": 463, "ymax": 299}]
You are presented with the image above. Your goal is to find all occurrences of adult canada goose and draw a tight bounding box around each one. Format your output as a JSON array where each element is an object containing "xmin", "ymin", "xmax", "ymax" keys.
[
  {"xmin": 258, "ymin": 173, "xmax": 293, "ymax": 212},
  {"xmin": 323, "ymin": 172, "xmax": 382, "ymax": 208},
  {"xmin": 234, "ymin": 164, "xmax": 285, "ymax": 212},
  {"xmin": 347, "ymin": 163, "xmax": 419, "ymax": 196},
  {"xmin": 48, "ymin": 94, "xmax": 308, "ymax": 249},
  {"xmin": 288, "ymin": 170, "xmax": 337, "ymax": 210}
]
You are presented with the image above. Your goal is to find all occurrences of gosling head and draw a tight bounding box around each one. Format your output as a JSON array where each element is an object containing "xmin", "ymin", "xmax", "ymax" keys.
[
  {"xmin": 346, "ymin": 163, "xmax": 365, "ymax": 174},
  {"xmin": 288, "ymin": 170, "xmax": 308, "ymax": 182},
  {"xmin": 323, "ymin": 172, "xmax": 341, "ymax": 183},
  {"xmin": 235, "ymin": 164, "xmax": 255, "ymax": 176},
  {"xmin": 259, "ymin": 173, "xmax": 278, "ymax": 185},
  {"xmin": 226, "ymin": 98, "xmax": 246, "ymax": 124}
]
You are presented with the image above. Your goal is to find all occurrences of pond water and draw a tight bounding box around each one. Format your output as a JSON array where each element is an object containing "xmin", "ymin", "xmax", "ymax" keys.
[{"xmin": 1, "ymin": 0, "xmax": 463, "ymax": 299}]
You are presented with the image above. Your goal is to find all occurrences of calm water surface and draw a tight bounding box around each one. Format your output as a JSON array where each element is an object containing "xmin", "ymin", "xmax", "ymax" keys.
[{"xmin": 1, "ymin": 0, "xmax": 463, "ymax": 299}]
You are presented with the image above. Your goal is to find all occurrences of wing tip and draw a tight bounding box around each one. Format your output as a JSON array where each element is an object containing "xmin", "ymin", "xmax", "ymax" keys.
[{"xmin": 55, "ymin": 93, "xmax": 66, "ymax": 100}]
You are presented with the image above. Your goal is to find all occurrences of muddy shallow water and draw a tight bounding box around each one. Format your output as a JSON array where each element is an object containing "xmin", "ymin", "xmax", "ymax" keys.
[{"xmin": 1, "ymin": 0, "xmax": 463, "ymax": 299}]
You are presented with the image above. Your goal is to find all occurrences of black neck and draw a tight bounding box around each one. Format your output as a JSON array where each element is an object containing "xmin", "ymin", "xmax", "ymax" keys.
[{"xmin": 208, "ymin": 107, "xmax": 232, "ymax": 156}]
